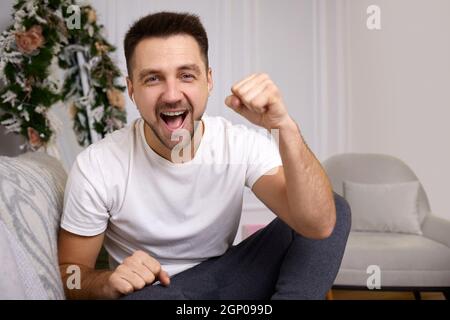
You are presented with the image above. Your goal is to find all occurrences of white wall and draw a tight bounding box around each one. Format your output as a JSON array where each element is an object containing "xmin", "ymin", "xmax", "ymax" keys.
[{"xmin": 345, "ymin": 0, "xmax": 450, "ymax": 219}]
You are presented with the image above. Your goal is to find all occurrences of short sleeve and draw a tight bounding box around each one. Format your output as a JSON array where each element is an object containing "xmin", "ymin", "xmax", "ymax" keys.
[
  {"xmin": 245, "ymin": 128, "xmax": 282, "ymax": 189},
  {"xmin": 60, "ymin": 147, "xmax": 110, "ymax": 236}
]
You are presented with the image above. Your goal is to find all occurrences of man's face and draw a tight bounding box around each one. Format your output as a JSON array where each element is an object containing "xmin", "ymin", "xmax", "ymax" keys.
[{"xmin": 127, "ymin": 35, "xmax": 212, "ymax": 150}]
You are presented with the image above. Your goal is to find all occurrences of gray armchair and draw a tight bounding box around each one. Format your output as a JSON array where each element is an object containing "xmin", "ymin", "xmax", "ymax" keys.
[{"xmin": 323, "ymin": 153, "xmax": 450, "ymax": 299}]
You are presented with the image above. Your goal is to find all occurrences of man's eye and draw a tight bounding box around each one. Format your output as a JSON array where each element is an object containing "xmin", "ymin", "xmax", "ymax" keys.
[
  {"xmin": 145, "ymin": 75, "xmax": 159, "ymax": 83},
  {"xmin": 181, "ymin": 73, "xmax": 195, "ymax": 81}
]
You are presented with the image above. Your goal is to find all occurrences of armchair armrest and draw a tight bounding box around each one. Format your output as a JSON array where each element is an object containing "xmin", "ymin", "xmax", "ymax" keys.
[{"xmin": 422, "ymin": 214, "xmax": 450, "ymax": 248}]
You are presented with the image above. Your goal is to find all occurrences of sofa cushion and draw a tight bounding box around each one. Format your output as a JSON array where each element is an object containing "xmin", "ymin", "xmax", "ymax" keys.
[
  {"xmin": 0, "ymin": 151, "xmax": 67, "ymax": 299},
  {"xmin": 0, "ymin": 219, "xmax": 48, "ymax": 299},
  {"xmin": 0, "ymin": 219, "xmax": 26, "ymax": 299},
  {"xmin": 343, "ymin": 180, "xmax": 422, "ymax": 235},
  {"xmin": 335, "ymin": 231, "xmax": 450, "ymax": 287}
]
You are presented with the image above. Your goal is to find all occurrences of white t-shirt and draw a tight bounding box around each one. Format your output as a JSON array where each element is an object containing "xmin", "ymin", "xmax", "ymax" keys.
[{"xmin": 61, "ymin": 114, "xmax": 282, "ymax": 276}]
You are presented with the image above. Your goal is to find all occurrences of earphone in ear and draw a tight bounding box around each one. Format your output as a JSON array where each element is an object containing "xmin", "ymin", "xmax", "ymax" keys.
[{"xmin": 131, "ymin": 93, "xmax": 135, "ymax": 103}]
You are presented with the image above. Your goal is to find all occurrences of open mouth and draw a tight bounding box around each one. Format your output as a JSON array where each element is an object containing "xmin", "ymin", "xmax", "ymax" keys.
[{"xmin": 160, "ymin": 110, "xmax": 189, "ymax": 131}]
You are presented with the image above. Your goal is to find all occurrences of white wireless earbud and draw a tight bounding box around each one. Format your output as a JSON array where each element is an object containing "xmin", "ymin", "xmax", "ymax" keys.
[{"xmin": 131, "ymin": 93, "xmax": 135, "ymax": 103}]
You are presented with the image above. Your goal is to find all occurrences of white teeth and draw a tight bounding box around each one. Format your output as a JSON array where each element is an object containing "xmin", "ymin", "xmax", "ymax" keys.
[{"xmin": 161, "ymin": 111, "xmax": 185, "ymax": 116}]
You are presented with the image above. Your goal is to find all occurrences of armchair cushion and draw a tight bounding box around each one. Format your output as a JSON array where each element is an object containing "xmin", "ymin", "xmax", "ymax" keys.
[
  {"xmin": 336, "ymin": 231, "xmax": 450, "ymax": 287},
  {"xmin": 343, "ymin": 180, "xmax": 422, "ymax": 235}
]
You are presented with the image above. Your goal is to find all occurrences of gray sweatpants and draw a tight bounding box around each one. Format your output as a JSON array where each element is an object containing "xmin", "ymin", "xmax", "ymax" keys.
[{"xmin": 122, "ymin": 192, "xmax": 351, "ymax": 300}]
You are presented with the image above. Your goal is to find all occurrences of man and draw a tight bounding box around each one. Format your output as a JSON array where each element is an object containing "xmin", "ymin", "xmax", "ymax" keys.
[{"xmin": 58, "ymin": 12, "xmax": 350, "ymax": 300}]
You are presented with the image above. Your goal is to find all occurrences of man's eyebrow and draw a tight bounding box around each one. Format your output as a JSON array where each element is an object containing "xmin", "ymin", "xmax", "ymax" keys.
[
  {"xmin": 138, "ymin": 68, "xmax": 160, "ymax": 81},
  {"xmin": 178, "ymin": 64, "xmax": 202, "ymax": 75},
  {"xmin": 137, "ymin": 64, "xmax": 202, "ymax": 81}
]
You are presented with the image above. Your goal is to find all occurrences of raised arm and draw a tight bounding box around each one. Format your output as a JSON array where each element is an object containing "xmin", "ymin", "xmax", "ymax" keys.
[{"xmin": 225, "ymin": 73, "xmax": 336, "ymax": 239}]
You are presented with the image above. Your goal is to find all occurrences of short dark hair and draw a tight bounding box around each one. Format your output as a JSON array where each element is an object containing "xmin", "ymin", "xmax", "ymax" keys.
[{"xmin": 124, "ymin": 11, "xmax": 209, "ymax": 77}]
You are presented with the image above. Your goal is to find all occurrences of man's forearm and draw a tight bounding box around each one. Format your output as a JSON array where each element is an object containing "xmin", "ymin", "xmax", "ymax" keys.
[
  {"xmin": 60, "ymin": 264, "xmax": 114, "ymax": 299},
  {"xmin": 276, "ymin": 118, "xmax": 336, "ymax": 238}
]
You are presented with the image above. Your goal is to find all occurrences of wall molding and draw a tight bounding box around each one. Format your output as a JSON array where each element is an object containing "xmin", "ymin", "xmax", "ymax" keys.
[
  {"xmin": 312, "ymin": 0, "xmax": 350, "ymax": 161},
  {"xmin": 312, "ymin": 0, "xmax": 328, "ymax": 161}
]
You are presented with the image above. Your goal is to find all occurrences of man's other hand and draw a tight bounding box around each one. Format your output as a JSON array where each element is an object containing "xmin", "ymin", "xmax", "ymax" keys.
[{"xmin": 105, "ymin": 250, "xmax": 170, "ymax": 298}]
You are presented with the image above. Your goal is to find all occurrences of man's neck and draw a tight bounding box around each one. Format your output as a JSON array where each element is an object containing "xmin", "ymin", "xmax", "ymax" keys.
[{"xmin": 144, "ymin": 120, "xmax": 204, "ymax": 163}]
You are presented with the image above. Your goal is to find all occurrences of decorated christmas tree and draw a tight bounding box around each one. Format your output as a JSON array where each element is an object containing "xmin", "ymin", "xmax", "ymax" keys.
[{"xmin": 0, "ymin": 0, "xmax": 126, "ymax": 150}]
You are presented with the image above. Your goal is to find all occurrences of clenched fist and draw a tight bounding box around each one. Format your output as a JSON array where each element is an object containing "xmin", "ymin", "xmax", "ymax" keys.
[
  {"xmin": 225, "ymin": 73, "xmax": 293, "ymax": 130},
  {"xmin": 103, "ymin": 250, "xmax": 170, "ymax": 298}
]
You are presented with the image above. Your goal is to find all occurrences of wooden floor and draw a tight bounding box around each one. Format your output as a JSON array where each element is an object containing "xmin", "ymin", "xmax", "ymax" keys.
[{"xmin": 331, "ymin": 290, "xmax": 446, "ymax": 300}]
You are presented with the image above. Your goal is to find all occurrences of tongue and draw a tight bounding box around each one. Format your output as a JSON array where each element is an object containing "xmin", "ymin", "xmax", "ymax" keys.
[{"xmin": 165, "ymin": 115, "xmax": 184, "ymax": 130}]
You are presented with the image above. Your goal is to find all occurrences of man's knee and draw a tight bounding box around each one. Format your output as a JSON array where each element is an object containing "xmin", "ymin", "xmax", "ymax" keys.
[
  {"xmin": 332, "ymin": 191, "xmax": 352, "ymax": 239},
  {"xmin": 265, "ymin": 192, "xmax": 351, "ymax": 244}
]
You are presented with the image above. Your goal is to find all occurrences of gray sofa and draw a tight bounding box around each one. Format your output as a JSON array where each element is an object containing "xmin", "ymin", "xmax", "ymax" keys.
[{"xmin": 0, "ymin": 152, "xmax": 67, "ymax": 299}]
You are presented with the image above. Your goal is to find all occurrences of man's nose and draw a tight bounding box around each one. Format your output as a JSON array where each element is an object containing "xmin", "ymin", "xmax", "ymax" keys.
[{"xmin": 161, "ymin": 80, "xmax": 183, "ymax": 104}]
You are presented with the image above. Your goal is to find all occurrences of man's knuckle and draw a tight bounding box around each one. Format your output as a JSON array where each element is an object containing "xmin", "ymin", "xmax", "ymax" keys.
[
  {"xmin": 251, "ymin": 97, "xmax": 263, "ymax": 107},
  {"xmin": 133, "ymin": 250, "xmax": 145, "ymax": 258},
  {"xmin": 116, "ymin": 264, "xmax": 126, "ymax": 272},
  {"xmin": 269, "ymin": 82, "xmax": 279, "ymax": 92},
  {"xmin": 135, "ymin": 279, "xmax": 146, "ymax": 290},
  {"xmin": 109, "ymin": 273, "xmax": 119, "ymax": 285},
  {"xmin": 147, "ymin": 273, "xmax": 156, "ymax": 283},
  {"xmin": 122, "ymin": 284, "xmax": 134, "ymax": 295},
  {"xmin": 141, "ymin": 271, "xmax": 154, "ymax": 284}
]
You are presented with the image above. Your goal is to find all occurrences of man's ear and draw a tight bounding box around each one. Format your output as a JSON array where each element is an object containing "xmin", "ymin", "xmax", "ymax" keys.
[
  {"xmin": 126, "ymin": 76, "xmax": 134, "ymax": 102},
  {"xmin": 207, "ymin": 67, "xmax": 213, "ymax": 94}
]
